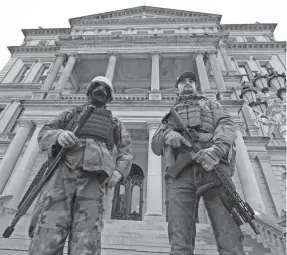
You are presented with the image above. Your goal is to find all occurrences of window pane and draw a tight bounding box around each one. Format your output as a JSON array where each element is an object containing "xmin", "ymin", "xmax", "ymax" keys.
[
  {"xmin": 130, "ymin": 185, "xmax": 140, "ymax": 214},
  {"xmin": 238, "ymin": 65, "xmax": 250, "ymax": 82},
  {"xmin": 115, "ymin": 185, "xmax": 126, "ymax": 214}
]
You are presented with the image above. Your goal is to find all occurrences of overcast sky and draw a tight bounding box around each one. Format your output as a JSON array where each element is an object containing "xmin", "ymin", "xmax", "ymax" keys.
[{"xmin": 0, "ymin": 0, "xmax": 286, "ymax": 70}]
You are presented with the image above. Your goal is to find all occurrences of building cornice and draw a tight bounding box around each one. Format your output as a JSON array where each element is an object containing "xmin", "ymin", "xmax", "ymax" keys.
[
  {"xmin": 70, "ymin": 16, "xmax": 220, "ymax": 26},
  {"xmin": 226, "ymin": 41, "xmax": 286, "ymax": 51},
  {"xmin": 58, "ymin": 33, "xmax": 229, "ymax": 43},
  {"xmin": 219, "ymin": 23, "xmax": 277, "ymax": 32},
  {"xmin": 57, "ymin": 42, "xmax": 218, "ymax": 51},
  {"xmin": 21, "ymin": 28, "xmax": 71, "ymax": 37},
  {"xmin": 8, "ymin": 46, "xmax": 59, "ymax": 54}
]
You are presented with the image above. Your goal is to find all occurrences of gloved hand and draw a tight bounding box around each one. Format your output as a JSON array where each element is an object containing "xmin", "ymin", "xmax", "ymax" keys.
[
  {"xmin": 57, "ymin": 130, "xmax": 79, "ymax": 148},
  {"xmin": 192, "ymin": 146, "xmax": 221, "ymax": 171},
  {"xmin": 165, "ymin": 130, "xmax": 191, "ymax": 148},
  {"xmin": 107, "ymin": 170, "xmax": 123, "ymax": 189}
]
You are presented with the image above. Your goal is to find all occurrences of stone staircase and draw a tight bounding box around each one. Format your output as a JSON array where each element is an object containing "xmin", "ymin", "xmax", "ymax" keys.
[{"xmin": 0, "ymin": 213, "xmax": 285, "ymax": 255}]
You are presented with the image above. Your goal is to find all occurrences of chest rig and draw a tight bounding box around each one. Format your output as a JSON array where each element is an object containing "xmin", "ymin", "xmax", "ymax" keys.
[
  {"xmin": 65, "ymin": 106, "xmax": 116, "ymax": 151},
  {"xmin": 170, "ymin": 95, "xmax": 215, "ymax": 134}
]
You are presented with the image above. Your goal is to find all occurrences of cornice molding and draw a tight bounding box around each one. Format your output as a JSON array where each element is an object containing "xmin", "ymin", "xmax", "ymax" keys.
[
  {"xmin": 226, "ymin": 42, "xmax": 286, "ymax": 51},
  {"xmin": 8, "ymin": 46, "xmax": 58, "ymax": 54},
  {"xmin": 59, "ymin": 33, "xmax": 229, "ymax": 43},
  {"xmin": 71, "ymin": 16, "xmax": 220, "ymax": 26},
  {"xmin": 58, "ymin": 42, "xmax": 217, "ymax": 50},
  {"xmin": 22, "ymin": 28, "xmax": 71, "ymax": 37},
  {"xmin": 219, "ymin": 23, "xmax": 277, "ymax": 32}
]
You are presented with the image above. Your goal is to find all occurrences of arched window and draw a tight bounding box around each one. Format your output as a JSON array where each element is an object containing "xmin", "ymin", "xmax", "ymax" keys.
[{"xmin": 111, "ymin": 164, "xmax": 144, "ymax": 221}]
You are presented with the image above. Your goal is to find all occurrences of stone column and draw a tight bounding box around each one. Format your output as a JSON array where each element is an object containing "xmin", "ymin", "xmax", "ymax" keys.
[
  {"xmin": 56, "ymin": 53, "xmax": 78, "ymax": 91},
  {"xmin": 209, "ymin": 52, "xmax": 227, "ymax": 91},
  {"xmin": 105, "ymin": 52, "xmax": 118, "ymax": 82},
  {"xmin": 0, "ymin": 120, "xmax": 35, "ymax": 194},
  {"xmin": 235, "ymin": 129, "xmax": 267, "ymax": 213},
  {"xmin": 194, "ymin": 52, "xmax": 211, "ymax": 92},
  {"xmin": 256, "ymin": 155, "xmax": 285, "ymax": 216},
  {"xmin": 0, "ymin": 99, "xmax": 22, "ymax": 133},
  {"xmin": 41, "ymin": 53, "xmax": 66, "ymax": 91},
  {"xmin": 3, "ymin": 123, "xmax": 42, "ymax": 210},
  {"xmin": 144, "ymin": 122, "xmax": 164, "ymax": 220},
  {"xmin": 218, "ymin": 40, "xmax": 237, "ymax": 75},
  {"xmin": 150, "ymin": 52, "xmax": 160, "ymax": 91}
]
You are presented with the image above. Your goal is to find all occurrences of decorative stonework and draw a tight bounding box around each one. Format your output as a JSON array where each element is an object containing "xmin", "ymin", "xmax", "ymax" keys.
[
  {"xmin": 219, "ymin": 24, "xmax": 277, "ymax": 32},
  {"xmin": 8, "ymin": 46, "xmax": 58, "ymax": 54},
  {"xmin": 59, "ymin": 34, "xmax": 229, "ymax": 42},
  {"xmin": 71, "ymin": 17, "xmax": 220, "ymax": 26},
  {"xmin": 69, "ymin": 6, "xmax": 220, "ymax": 22},
  {"xmin": 59, "ymin": 42, "xmax": 217, "ymax": 50},
  {"xmin": 148, "ymin": 91, "xmax": 162, "ymax": 101},
  {"xmin": 22, "ymin": 28, "xmax": 71, "ymax": 36},
  {"xmin": 227, "ymin": 42, "xmax": 286, "ymax": 50}
]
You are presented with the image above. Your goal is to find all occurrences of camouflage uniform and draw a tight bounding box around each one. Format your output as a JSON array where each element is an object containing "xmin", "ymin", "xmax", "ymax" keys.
[
  {"xmin": 29, "ymin": 104, "xmax": 133, "ymax": 255},
  {"xmin": 152, "ymin": 95, "xmax": 245, "ymax": 255}
]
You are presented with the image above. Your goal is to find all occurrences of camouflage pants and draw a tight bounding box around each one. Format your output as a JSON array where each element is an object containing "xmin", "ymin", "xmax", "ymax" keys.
[
  {"xmin": 166, "ymin": 163, "xmax": 245, "ymax": 255},
  {"xmin": 28, "ymin": 162, "xmax": 106, "ymax": 255}
]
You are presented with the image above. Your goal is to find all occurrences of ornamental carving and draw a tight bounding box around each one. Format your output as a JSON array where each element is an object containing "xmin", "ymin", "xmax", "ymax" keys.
[
  {"xmin": 227, "ymin": 42, "xmax": 286, "ymax": 50},
  {"xmin": 71, "ymin": 16, "xmax": 220, "ymax": 26},
  {"xmin": 8, "ymin": 46, "xmax": 58, "ymax": 54}
]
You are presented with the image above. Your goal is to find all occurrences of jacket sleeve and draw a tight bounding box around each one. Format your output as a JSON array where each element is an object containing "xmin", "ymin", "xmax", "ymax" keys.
[
  {"xmin": 114, "ymin": 120, "xmax": 133, "ymax": 181},
  {"xmin": 210, "ymin": 100, "xmax": 237, "ymax": 158},
  {"xmin": 37, "ymin": 108, "xmax": 75, "ymax": 152},
  {"xmin": 151, "ymin": 120, "xmax": 175, "ymax": 156}
]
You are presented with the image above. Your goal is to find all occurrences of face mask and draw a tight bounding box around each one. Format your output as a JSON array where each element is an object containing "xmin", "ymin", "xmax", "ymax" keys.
[{"xmin": 89, "ymin": 84, "xmax": 109, "ymax": 106}]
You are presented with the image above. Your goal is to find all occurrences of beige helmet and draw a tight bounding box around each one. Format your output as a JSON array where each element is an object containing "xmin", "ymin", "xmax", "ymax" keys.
[{"xmin": 86, "ymin": 76, "xmax": 114, "ymax": 102}]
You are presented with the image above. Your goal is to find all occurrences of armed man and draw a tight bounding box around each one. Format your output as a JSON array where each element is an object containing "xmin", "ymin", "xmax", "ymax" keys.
[
  {"xmin": 152, "ymin": 71, "xmax": 246, "ymax": 255},
  {"xmin": 28, "ymin": 76, "xmax": 133, "ymax": 254}
]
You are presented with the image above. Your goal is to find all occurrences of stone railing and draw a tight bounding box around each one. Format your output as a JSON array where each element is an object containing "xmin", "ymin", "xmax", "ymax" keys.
[{"xmin": 244, "ymin": 213, "xmax": 286, "ymax": 255}]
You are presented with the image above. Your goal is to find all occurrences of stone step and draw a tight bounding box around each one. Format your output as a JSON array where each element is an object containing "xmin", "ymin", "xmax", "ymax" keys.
[{"xmin": 0, "ymin": 216, "xmax": 276, "ymax": 255}]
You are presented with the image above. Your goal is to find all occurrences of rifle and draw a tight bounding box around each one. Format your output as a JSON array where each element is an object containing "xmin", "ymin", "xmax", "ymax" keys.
[
  {"xmin": 166, "ymin": 108, "xmax": 203, "ymax": 179},
  {"xmin": 166, "ymin": 108, "xmax": 259, "ymax": 235},
  {"xmin": 3, "ymin": 105, "xmax": 95, "ymax": 238}
]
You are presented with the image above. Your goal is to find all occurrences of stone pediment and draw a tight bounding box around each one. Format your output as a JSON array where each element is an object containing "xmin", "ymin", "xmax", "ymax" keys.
[{"xmin": 69, "ymin": 6, "xmax": 221, "ymax": 25}]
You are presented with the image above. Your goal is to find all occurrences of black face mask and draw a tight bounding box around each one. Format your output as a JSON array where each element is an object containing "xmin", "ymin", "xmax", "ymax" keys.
[{"xmin": 89, "ymin": 84, "xmax": 109, "ymax": 106}]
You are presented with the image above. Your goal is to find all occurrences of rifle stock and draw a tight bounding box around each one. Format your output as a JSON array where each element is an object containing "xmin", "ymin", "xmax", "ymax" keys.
[{"xmin": 3, "ymin": 105, "xmax": 94, "ymax": 238}]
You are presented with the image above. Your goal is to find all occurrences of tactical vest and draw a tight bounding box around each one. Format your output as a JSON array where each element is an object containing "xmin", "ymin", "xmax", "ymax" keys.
[
  {"xmin": 65, "ymin": 106, "xmax": 119, "ymax": 151},
  {"xmin": 171, "ymin": 98, "xmax": 215, "ymax": 134}
]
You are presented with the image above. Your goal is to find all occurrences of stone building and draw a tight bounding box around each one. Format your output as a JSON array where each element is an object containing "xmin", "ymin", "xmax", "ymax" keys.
[{"xmin": 0, "ymin": 6, "xmax": 286, "ymax": 255}]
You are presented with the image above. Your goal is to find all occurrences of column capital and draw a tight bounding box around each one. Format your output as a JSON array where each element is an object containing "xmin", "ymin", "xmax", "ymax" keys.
[
  {"xmin": 218, "ymin": 39, "xmax": 227, "ymax": 48},
  {"xmin": 16, "ymin": 119, "xmax": 35, "ymax": 130},
  {"xmin": 149, "ymin": 51, "xmax": 161, "ymax": 58},
  {"xmin": 107, "ymin": 51, "xmax": 119, "ymax": 57},
  {"xmin": 206, "ymin": 50, "xmax": 218, "ymax": 56},
  {"xmin": 66, "ymin": 52, "xmax": 79, "ymax": 59},
  {"xmin": 55, "ymin": 52, "xmax": 67, "ymax": 58}
]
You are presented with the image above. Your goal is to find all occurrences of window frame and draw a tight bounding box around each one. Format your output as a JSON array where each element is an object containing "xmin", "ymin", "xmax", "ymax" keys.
[
  {"xmin": 13, "ymin": 64, "xmax": 32, "ymax": 83},
  {"xmin": 237, "ymin": 62, "xmax": 252, "ymax": 83},
  {"xmin": 33, "ymin": 64, "xmax": 51, "ymax": 84}
]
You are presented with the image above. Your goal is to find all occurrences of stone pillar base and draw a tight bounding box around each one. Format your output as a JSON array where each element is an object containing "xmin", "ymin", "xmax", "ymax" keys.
[
  {"xmin": 31, "ymin": 91, "xmax": 47, "ymax": 100},
  {"xmin": 144, "ymin": 213, "xmax": 165, "ymax": 222},
  {"xmin": 46, "ymin": 91, "xmax": 62, "ymax": 100},
  {"xmin": 148, "ymin": 91, "xmax": 162, "ymax": 100},
  {"xmin": 202, "ymin": 90, "xmax": 216, "ymax": 100},
  {"xmin": 216, "ymin": 90, "xmax": 233, "ymax": 100}
]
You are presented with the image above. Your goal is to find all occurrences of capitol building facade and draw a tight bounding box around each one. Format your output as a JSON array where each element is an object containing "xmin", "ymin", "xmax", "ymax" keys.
[{"xmin": 0, "ymin": 6, "xmax": 286, "ymax": 254}]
